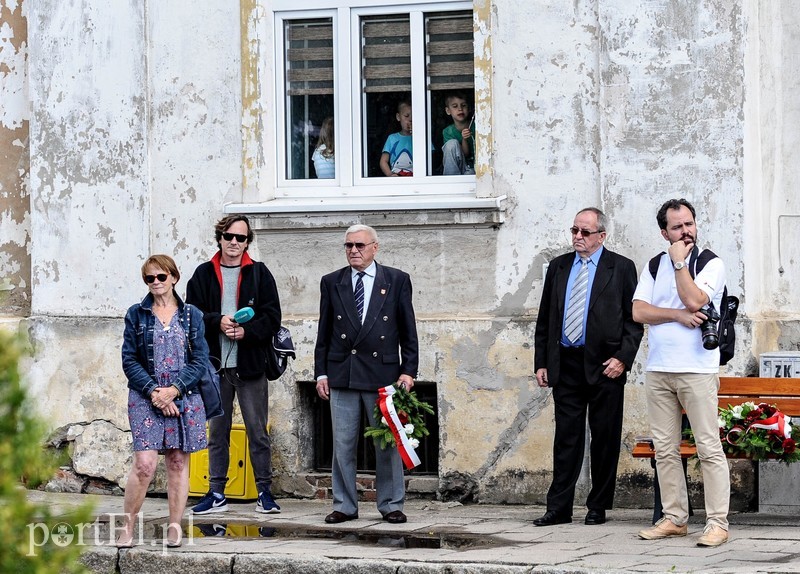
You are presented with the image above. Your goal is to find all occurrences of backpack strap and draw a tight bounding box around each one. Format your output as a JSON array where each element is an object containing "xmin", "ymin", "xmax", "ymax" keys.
[
  {"xmin": 648, "ymin": 252, "xmax": 665, "ymax": 280},
  {"xmin": 693, "ymin": 248, "xmax": 718, "ymax": 276}
]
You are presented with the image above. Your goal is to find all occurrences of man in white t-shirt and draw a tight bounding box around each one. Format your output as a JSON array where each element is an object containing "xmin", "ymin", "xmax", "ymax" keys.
[{"xmin": 632, "ymin": 198, "xmax": 730, "ymax": 548}]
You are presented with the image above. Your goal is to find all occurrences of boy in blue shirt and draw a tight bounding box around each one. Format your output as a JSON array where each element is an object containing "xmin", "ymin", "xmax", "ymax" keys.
[{"xmin": 380, "ymin": 101, "xmax": 413, "ymax": 176}]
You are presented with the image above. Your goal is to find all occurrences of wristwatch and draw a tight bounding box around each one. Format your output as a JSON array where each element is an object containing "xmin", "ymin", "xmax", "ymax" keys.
[{"xmin": 673, "ymin": 261, "xmax": 686, "ymax": 271}]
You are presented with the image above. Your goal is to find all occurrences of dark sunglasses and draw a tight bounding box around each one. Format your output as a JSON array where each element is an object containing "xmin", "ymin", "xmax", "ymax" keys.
[
  {"xmin": 222, "ymin": 232, "xmax": 248, "ymax": 242},
  {"xmin": 569, "ymin": 227, "xmax": 603, "ymax": 237},
  {"xmin": 344, "ymin": 241, "xmax": 375, "ymax": 250},
  {"xmin": 144, "ymin": 273, "xmax": 169, "ymax": 284}
]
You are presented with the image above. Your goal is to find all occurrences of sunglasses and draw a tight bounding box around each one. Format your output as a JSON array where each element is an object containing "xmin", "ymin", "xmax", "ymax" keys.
[
  {"xmin": 144, "ymin": 273, "xmax": 169, "ymax": 284},
  {"xmin": 344, "ymin": 241, "xmax": 375, "ymax": 250},
  {"xmin": 569, "ymin": 227, "xmax": 603, "ymax": 237},
  {"xmin": 222, "ymin": 232, "xmax": 248, "ymax": 243}
]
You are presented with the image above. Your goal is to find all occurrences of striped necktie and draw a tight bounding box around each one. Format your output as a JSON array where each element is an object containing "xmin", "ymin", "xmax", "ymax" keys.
[
  {"xmin": 354, "ymin": 272, "xmax": 366, "ymax": 322},
  {"xmin": 564, "ymin": 257, "xmax": 589, "ymax": 344}
]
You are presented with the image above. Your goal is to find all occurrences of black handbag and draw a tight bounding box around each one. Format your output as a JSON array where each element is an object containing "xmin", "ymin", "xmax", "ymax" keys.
[{"xmin": 186, "ymin": 305, "xmax": 223, "ymax": 419}]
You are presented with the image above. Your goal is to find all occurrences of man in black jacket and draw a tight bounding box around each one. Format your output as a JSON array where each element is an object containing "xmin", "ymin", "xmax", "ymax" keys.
[
  {"xmin": 186, "ymin": 214, "xmax": 282, "ymax": 515},
  {"xmin": 533, "ymin": 207, "xmax": 643, "ymax": 527},
  {"xmin": 314, "ymin": 224, "xmax": 418, "ymax": 525}
]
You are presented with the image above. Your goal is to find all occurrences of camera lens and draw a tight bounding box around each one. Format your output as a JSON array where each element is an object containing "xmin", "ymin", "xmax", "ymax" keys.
[{"xmin": 699, "ymin": 304, "xmax": 720, "ymax": 350}]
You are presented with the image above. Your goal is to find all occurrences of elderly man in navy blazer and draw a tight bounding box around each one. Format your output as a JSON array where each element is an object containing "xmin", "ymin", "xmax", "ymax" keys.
[
  {"xmin": 315, "ymin": 224, "xmax": 419, "ymax": 525},
  {"xmin": 533, "ymin": 207, "xmax": 643, "ymax": 527}
]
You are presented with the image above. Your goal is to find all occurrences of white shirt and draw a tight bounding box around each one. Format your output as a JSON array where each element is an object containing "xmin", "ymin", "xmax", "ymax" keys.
[{"xmin": 633, "ymin": 252, "xmax": 726, "ymax": 373}]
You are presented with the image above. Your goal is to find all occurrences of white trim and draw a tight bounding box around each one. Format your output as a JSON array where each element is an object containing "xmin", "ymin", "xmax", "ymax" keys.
[{"xmin": 226, "ymin": 195, "xmax": 506, "ymax": 214}]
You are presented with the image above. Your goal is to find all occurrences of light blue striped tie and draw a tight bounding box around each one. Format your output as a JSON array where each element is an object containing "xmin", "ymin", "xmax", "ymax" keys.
[
  {"xmin": 354, "ymin": 272, "xmax": 366, "ymax": 322},
  {"xmin": 564, "ymin": 258, "xmax": 589, "ymax": 344}
]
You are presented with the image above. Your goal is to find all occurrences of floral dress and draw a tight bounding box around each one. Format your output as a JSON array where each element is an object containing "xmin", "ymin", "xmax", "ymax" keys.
[{"xmin": 127, "ymin": 311, "xmax": 208, "ymax": 452}]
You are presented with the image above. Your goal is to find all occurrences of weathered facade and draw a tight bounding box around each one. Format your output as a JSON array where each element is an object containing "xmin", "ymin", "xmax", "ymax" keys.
[{"xmin": 2, "ymin": 1, "xmax": 799, "ymax": 507}]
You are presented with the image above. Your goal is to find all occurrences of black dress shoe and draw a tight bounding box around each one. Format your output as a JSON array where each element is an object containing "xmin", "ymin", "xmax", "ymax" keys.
[
  {"xmin": 533, "ymin": 510, "xmax": 572, "ymax": 526},
  {"xmin": 584, "ymin": 509, "xmax": 606, "ymax": 525},
  {"xmin": 324, "ymin": 511, "xmax": 358, "ymax": 524},
  {"xmin": 383, "ymin": 510, "xmax": 407, "ymax": 524}
]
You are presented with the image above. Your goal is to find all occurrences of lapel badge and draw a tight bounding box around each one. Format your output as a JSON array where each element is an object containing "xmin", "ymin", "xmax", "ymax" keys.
[{"xmin": 381, "ymin": 289, "xmax": 386, "ymax": 295}]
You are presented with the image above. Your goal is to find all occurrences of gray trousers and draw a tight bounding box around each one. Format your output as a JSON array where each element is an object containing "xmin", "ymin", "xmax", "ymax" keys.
[
  {"xmin": 208, "ymin": 369, "xmax": 272, "ymax": 495},
  {"xmin": 330, "ymin": 388, "xmax": 405, "ymax": 516},
  {"xmin": 442, "ymin": 139, "xmax": 475, "ymax": 175}
]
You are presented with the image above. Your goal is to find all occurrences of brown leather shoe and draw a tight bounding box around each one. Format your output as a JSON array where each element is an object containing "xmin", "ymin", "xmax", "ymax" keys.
[
  {"xmin": 324, "ymin": 511, "xmax": 358, "ymax": 524},
  {"xmin": 638, "ymin": 517, "xmax": 688, "ymax": 540},
  {"xmin": 697, "ymin": 524, "xmax": 728, "ymax": 547},
  {"xmin": 383, "ymin": 510, "xmax": 407, "ymax": 524}
]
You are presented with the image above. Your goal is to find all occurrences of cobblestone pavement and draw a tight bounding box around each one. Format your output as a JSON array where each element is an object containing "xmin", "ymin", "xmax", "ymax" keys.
[{"xmin": 26, "ymin": 491, "xmax": 800, "ymax": 574}]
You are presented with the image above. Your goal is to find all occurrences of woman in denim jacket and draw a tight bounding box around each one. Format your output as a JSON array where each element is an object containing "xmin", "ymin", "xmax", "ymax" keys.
[{"xmin": 118, "ymin": 254, "xmax": 210, "ymax": 548}]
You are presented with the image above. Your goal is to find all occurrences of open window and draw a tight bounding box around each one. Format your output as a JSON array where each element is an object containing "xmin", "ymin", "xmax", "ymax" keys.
[{"xmin": 273, "ymin": 2, "xmax": 475, "ymax": 198}]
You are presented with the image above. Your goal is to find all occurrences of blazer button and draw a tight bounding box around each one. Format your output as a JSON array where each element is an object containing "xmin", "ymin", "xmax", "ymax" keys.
[
  {"xmin": 351, "ymin": 349, "xmax": 357, "ymax": 354},
  {"xmin": 380, "ymin": 335, "xmax": 385, "ymax": 340},
  {"xmin": 372, "ymin": 352, "xmax": 378, "ymax": 357},
  {"xmin": 341, "ymin": 334, "xmax": 347, "ymax": 339},
  {"xmin": 337, "ymin": 315, "xmax": 342, "ymax": 320},
  {"xmin": 383, "ymin": 316, "xmax": 388, "ymax": 321}
]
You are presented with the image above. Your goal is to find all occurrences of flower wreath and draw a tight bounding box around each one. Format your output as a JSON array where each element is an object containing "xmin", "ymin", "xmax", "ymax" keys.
[
  {"xmin": 364, "ymin": 385, "xmax": 435, "ymax": 452},
  {"xmin": 713, "ymin": 401, "xmax": 799, "ymax": 463}
]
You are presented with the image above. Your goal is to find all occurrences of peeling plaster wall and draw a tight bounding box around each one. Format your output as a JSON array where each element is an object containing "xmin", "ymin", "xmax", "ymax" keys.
[
  {"xmin": 0, "ymin": 0, "xmax": 30, "ymax": 314},
  {"xmin": 19, "ymin": 0, "xmax": 800, "ymax": 505},
  {"xmin": 28, "ymin": 0, "xmax": 150, "ymax": 316},
  {"xmin": 23, "ymin": 0, "xmax": 244, "ymax": 462},
  {"xmin": 147, "ymin": 1, "xmax": 241, "ymax": 269},
  {"xmin": 746, "ymin": 1, "xmax": 800, "ymax": 355}
]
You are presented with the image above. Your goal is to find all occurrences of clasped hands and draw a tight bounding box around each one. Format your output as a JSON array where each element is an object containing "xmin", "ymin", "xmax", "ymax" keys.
[{"xmin": 151, "ymin": 386, "xmax": 180, "ymax": 417}]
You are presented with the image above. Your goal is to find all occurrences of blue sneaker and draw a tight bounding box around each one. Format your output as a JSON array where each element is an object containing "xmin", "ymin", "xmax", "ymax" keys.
[
  {"xmin": 191, "ymin": 490, "xmax": 227, "ymax": 514},
  {"xmin": 256, "ymin": 490, "xmax": 281, "ymax": 514}
]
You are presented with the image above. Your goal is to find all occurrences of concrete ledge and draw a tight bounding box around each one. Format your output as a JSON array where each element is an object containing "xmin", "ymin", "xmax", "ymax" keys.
[{"xmin": 119, "ymin": 549, "xmax": 233, "ymax": 573}]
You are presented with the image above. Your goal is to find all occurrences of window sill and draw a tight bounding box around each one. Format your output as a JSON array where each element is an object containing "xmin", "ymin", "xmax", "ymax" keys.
[{"xmin": 226, "ymin": 195, "xmax": 506, "ymax": 230}]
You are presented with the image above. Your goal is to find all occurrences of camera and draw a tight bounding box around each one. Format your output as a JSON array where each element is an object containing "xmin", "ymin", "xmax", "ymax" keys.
[{"xmin": 698, "ymin": 303, "xmax": 720, "ymax": 350}]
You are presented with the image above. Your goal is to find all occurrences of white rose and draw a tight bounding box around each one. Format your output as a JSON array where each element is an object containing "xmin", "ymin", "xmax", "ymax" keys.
[
  {"xmin": 404, "ymin": 424, "xmax": 415, "ymax": 435},
  {"xmin": 718, "ymin": 417, "xmax": 725, "ymax": 428},
  {"xmin": 380, "ymin": 417, "xmax": 388, "ymax": 426},
  {"xmin": 409, "ymin": 438, "xmax": 420, "ymax": 449},
  {"xmin": 731, "ymin": 405, "xmax": 743, "ymax": 419}
]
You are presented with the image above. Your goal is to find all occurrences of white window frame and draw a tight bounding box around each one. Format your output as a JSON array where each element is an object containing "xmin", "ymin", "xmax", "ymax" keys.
[{"xmin": 271, "ymin": 0, "xmax": 476, "ymax": 201}]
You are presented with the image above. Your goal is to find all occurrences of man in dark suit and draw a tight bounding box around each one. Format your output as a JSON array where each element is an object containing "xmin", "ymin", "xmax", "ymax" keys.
[
  {"xmin": 533, "ymin": 207, "xmax": 643, "ymax": 526},
  {"xmin": 314, "ymin": 224, "xmax": 419, "ymax": 525}
]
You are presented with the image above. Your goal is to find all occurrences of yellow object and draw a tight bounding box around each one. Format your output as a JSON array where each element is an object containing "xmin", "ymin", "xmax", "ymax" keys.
[{"xmin": 189, "ymin": 424, "xmax": 258, "ymax": 500}]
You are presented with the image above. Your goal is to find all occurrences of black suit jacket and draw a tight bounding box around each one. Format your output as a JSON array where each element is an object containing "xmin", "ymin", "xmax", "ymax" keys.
[
  {"xmin": 314, "ymin": 262, "xmax": 419, "ymax": 391},
  {"xmin": 534, "ymin": 248, "xmax": 643, "ymax": 386}
]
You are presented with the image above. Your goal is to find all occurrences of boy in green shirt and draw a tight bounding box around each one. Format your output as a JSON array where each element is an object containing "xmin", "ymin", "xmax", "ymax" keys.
[{"xmin": 442, "ymin": 92, "xmax": 475, "ymax": 175}]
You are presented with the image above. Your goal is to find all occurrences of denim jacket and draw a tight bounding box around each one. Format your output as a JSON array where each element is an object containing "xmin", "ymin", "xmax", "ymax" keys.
[{"xmin": 121, "ymin": 292, "xmax": 210, "ymax": 398}]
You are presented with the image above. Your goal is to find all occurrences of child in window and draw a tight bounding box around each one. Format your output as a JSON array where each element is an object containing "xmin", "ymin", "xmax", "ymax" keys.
[
  {"xmin": 442, "ymin": 92, "xmax": 475, "ymax": 175},
  {"xmin": 380, "ymin": 101, "xmax": 413, "ymax": 176},
  {"xmin": 313, "ymin": 117, "xmax": 335, "ymax": 179}
]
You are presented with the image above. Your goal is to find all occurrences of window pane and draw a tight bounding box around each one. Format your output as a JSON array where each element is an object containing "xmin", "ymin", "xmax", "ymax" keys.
[
  {"xmin": 426, "ymin": 11, "xmax": 475, "ymax": 176},
  {"xmin": 361, "ymin": 15, "xmax": 412, "ymax": 178},
  {"xmin": 284, "ymin": 19, "xmax": 335, "ymax": 180}
]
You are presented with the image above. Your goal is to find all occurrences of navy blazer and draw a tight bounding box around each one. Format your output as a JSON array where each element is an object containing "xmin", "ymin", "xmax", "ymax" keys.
[
  {"xmin": 534, "ymin": 248, "xmax": 643, "ymax": 386},
  {"xmin": 314, "ymin": 262, "xmax": 419, "ymax": 391}
]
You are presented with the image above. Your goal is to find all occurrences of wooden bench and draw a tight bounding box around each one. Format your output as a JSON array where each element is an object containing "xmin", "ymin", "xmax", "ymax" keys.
[{"xmin": 633, "ymin": 377, "xmax": 800, "ymax": 459}]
